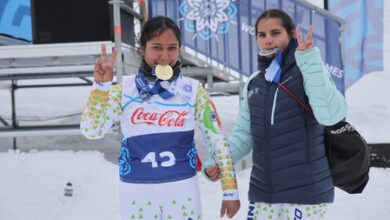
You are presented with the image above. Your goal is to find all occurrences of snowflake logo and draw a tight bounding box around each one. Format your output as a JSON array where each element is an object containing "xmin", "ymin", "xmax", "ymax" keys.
[
  {"xmin": 179, "ymin": 0, "xmax": 237, "ymax": 40},
  {"xmin": 118, "ymin": 139, "xmax": 131, "ymax": 176},
  {"xmin": 187, "ymin": 147, "xmax": 197, "ymax": 169}
]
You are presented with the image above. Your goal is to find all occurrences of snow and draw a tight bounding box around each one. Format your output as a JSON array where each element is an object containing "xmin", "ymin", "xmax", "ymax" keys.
[
  {"xmin": 1, "ymin": 150, "xmax": 389, "ymax": 220},
  {"xmin": 1, "ymin": 1, "xmax": 390, "ymax": 219},
  {"xmin": 0, "ymin": 151, "xmax": 120, "ymax": 220},
  {"xmin": 346, "ymin": 71, "xmax": 390, "ymax": 143}
]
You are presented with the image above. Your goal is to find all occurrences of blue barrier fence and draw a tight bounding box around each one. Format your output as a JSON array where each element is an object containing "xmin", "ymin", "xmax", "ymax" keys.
[
  {"xmin": 0, "ymin": 0, "xmax": 345, "ymax": 91},
  {"xmin": 149, "ymin": 0, "xmax": 345, "ymax": 92},
  {"xmin": 0, "ymin": 0, "xmax": 31, "ymax": 41},
  {"xmin": 328, "ymin": 0, "xmax": 383, "ymax": 88}
]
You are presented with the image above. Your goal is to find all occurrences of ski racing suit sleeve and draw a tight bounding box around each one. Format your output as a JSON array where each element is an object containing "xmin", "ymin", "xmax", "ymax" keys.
[
  {"xmin": 295, "ymin": 47, "xmax": 347, "ymax": 126},
  {"xmin": 80, "ymin": 81, "xmax": 123, "ymax": 139},
  {"xmin": 201, "ymin": 73, "xmax": 257, "ymax": 181},
  {"xmin": 195, "ymin": 84, "xmax": 239, "ymax": 201}
]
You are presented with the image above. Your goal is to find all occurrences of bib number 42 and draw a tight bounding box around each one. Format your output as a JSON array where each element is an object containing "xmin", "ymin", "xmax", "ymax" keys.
[{"xmin": 141, "ymin": 151, "xmax": 176, "ymax": 168}]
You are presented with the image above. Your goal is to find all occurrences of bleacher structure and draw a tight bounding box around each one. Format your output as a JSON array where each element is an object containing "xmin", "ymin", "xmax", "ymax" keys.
[{"xmin": 0, "ymin": 0, "xmax": 240, "ymax": 146}]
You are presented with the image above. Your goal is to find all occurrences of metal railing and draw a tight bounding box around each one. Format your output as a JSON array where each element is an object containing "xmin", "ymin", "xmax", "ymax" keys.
[{"xmin": 0, "ymin": 1, "xmax": 144, "ymax": 150}]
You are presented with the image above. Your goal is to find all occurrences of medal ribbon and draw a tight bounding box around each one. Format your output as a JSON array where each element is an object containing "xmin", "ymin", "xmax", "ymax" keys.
[
  {"xmin": 265, "ymin": 50, "xmax": 283, "ymax": 84},
  {"xmin": 135, "ymin": 67, "xmax": 175, "ymax": 100}
]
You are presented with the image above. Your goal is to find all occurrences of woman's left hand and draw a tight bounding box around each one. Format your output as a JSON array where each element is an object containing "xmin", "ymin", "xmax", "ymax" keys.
[
  {"xmin": 204, "ymin": 166, "xmax": 221, "ymax": 181},
  {"xmin": 221, "ymin": 200, "xmax": 241, "ymax": 218},
  {"xmin": 296, "ymin": 25, "xmax": 314, "ymax": 51}
]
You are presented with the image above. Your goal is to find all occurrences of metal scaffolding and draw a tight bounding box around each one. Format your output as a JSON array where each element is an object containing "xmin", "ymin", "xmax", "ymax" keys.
[{"xmin": 0, "ymin": 1, "xmax": 143, "ymax": 149}]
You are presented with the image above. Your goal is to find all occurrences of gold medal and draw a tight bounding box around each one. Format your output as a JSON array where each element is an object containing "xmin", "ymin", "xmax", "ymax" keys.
[{"xmin": 155, "ymin": 64, "xmax": 173, "ymax": 81}]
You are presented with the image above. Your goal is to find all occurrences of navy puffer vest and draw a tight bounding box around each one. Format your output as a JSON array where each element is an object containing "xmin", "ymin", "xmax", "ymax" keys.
[{"xmin": 247, "ymin": 39, "xmax": 334, "ymax": 204}]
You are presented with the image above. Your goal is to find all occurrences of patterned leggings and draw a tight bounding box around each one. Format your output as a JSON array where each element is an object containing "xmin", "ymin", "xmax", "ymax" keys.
[
  {"xmin": 119, "ymin": 175, "xmax": 202, "ymax": 220},
  {"xmin": 247, "ymin": 202, "xmax": 328, "ymax": 220}
]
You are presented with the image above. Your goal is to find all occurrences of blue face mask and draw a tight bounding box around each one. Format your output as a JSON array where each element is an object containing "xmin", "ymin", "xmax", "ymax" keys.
[{"xmin": 264, "ymin": 49, "xmax": 283, "ymax": 84}]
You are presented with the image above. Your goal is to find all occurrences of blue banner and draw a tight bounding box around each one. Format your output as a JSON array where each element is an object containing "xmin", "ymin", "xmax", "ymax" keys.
[
  {"xmin": 0, "ymin": 0, "xmax": 32, "ymax": 41},
  {"xmin": 149, "ymin": 0, "xmax": 345, "ymax": 93},
  {"xmin": 328, "ymin": 0, "xmax": 384, "ymax": 87}
]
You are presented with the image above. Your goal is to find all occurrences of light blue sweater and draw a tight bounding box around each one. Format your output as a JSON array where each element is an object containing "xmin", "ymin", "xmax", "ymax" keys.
[{"xmin": 202, "ymin": 47, "xmax": 347, "ymax": 173}]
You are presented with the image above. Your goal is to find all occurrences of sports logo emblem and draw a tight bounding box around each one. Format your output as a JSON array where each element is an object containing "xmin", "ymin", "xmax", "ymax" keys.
[{"xmin": 179, "ymin": 0, "xmax": 237, "ymax": 40}]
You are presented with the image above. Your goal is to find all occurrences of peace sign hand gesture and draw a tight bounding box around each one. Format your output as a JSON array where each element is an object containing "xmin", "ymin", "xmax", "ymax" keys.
[
  {"xmin": 94, "ymin": 44, "xmax": 118, "ymax": 82},
  {"xmin": 295, "ymin": 25, "xmax": 314, "ymax": 52}
]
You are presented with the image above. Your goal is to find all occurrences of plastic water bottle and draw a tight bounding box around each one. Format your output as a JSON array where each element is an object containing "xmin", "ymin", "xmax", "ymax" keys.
[{"xmin": 64, "ymin": 182, "xmax": 73, "ymax": 197}]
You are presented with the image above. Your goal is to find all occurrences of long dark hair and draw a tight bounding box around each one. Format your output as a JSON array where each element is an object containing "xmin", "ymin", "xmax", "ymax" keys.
[
  {"xmin": 140, "ymin": 16, "xmax": 181, "ymax": 48},
  {"xmin": 255, "ymin": 9, "xmax": 295, "ymax": 38}
]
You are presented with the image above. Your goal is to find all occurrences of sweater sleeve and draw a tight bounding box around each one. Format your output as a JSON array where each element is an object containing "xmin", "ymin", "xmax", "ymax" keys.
[
  {"xmin": 227, "ymin": 81, "xmax": 254, "ymax": 163},
  {"xmin": 80, "ymin": 81, "xmax": 123, "ymax": 139},
  {"xmin": 202, "ymin": 78, "xmax": 254, "ymax": 174},
  {"xmin": 195, "ymin": 84, "xmax": 239, "ymax": 200},
  {"xmin": 295, "ymin": 47, "xmax": 347, "ymax": 126}
]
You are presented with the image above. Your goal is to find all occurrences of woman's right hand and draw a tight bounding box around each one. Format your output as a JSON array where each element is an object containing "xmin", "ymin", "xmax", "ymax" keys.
[
  {"xmin": 295, "ymin": 25, "xmax": 314, "ymax": 52},
  {"xmin": 204, "ymin": 165, "xmax": 221, "ymax": 181},
  {"xmin": 94, "ymin": 44, "xmax": 118, "ymax": 82}
]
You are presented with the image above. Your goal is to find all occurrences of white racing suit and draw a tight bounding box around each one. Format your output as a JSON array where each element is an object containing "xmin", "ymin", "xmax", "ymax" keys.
[{"xmin": 81, "ymin": 75, "xmax": 239, "ymax": 220}]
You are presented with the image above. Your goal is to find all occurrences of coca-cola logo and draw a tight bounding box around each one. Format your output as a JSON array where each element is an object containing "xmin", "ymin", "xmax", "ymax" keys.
[{"xmin": 131, "ymin": 107, "xmax": 188, "ymax": 127}]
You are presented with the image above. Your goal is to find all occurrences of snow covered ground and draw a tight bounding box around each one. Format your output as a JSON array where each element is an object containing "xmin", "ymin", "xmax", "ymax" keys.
[
  {"xmin": 1, "ymin": 1, "xmax": 389, "ymax": 219},
  {"xmin": 345, "ymin": 70, "xmax": 390, "ymax": 144},
  {"xmin": 0, "ymin": 150, "xmax": 389, "ymax": 220}
]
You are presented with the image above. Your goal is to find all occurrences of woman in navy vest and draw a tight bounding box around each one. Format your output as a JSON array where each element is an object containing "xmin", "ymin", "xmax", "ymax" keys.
[{"xmin": 204, "ymin": 9, "xmax": 347, "ymax": 220}]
